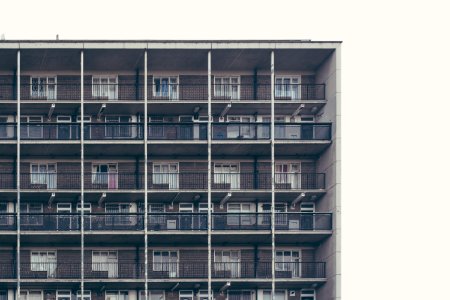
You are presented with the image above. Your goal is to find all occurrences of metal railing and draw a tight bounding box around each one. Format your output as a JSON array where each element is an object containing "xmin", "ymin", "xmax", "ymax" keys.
[
  {"xmin": 0, "ymin": 213, "xmax": 332, "ymax": 231},
  {"xmin": 0, "ymin": 172, "xmax": 325, "ymax": 190},
  {"xmin": 19, "ymin": 123, "xmax": 80, "ymax": 140},
  {"xmin": 148, "ymin": 123, "xmax": 207, "ymax": 140},
  {"xmin": 0, "ymin": 83, "xmax": 326, "ymax": 101},
  {"xmin": 0, "ymin": 123, "xmax": 17, "ymax": 139},
  {"xmin": 274, "ymin": 123, "xmax": 332, "ymax": 140},
  {"xmin": 2, "ymin": 261, "xmax": 325, "ymax": 279},
  {"xmin": 84, "ymin": 123, "xmax": 144, "ymax": 140}
]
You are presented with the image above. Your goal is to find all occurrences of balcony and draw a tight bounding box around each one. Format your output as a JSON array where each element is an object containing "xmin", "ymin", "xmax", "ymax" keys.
[
  {"xmin": 0, "ymin": 172, "xmax": 325, "ymax": 191},
  {"xmin": 0, "ymin": 261, "xmax": 325, "ymax": 280},
  {"xmin": 0, "ymin": 213, "xmax": 332, "ymax": 232}
]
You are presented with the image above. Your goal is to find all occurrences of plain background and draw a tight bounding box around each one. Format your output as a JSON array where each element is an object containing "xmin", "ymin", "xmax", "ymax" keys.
[{"xmin": 1, "ymin": 0, "xmax": 450, "ymax": 298}]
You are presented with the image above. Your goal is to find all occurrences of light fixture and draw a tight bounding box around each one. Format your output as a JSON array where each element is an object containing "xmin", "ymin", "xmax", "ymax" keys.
[
  {"xmin": 48, "ymin": 192, "xmax": 55, "ymax": 207},
  {"xmin": 292, "ymin": 104, "xmax": 305, "ymax": 117},
  {"xmin": 48, "ymin": 104, "xmax": 55, "ymax": 120},
  {"xmin": 219, "ymin": 282, "xmax": 231, "ymax": 293},
  {"xmin": 193, "ymin": 194, "xmax": 201, "ymax": 201},
  {"xmin": 291, "ymin": 192, "xmax": 306, "ymax": 208},
  {"xmin": 98, "ymin": 192, "xmax": 106, "ymax": 206},
  {"xmin": 220, "ymin": 103, "xmax": 232, "ymax": 118},
  {"xmin": 193, "ymin": 106, "xmax": 201, "ymax": 114},
  {"xmin": 97, "ymin": 103, "xmax": 106, "ymax": 120},
  {"xmin": 220, "ymin": 192, "xmax": 232, "ymax": 208}
]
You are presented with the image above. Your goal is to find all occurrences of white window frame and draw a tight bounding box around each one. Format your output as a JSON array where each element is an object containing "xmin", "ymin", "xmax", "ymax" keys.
[
  {"xmin": 226, "ymin": 116, "xmax": 255, "ymax": 139},
  {"xmin": 56, "ymin": 115, "xmax": 73, "ymax": 139},
  {"xmin": 76, "ymin": 115, "xmax": 92, "ymax": 139},
  {"xmin": 20, "ymin": 116, "xmax": 43, "ymax": 139},
  {"xmin": 148, "ymin": 203, "xmax": 165, "ymax": 226},
  {"xmin": 300, "ymin": 290, "xmax": 315, "ymax": 300},
  {"xmin": 92, "ymin": 251, "xmax": 118, "ymax": 278},
  {"xmin": 76, "ymin": 290, "xmax": 92, "ymax": 300},
  {"xmin": 214, "ymin": 76, "xmax": 240, "ymax": 100},
  {"xmin": 105, "ymin": 291, "xmax": 128, "ymax": 300},
  {"xmin": 275, "ymin": 250, "xmax": 301, "ymax": 278},
  {"xmin": 105, "ymin": 203, "xmax": 132, "ymax": 226},
  {"xmin": 214, "ymin": 162, "xmax": 240, "ymax": 189},
  {"xmin": 77, "ymin": 202, "xmax": 92, "ymax": 230},
  {"xmin": 30, "ymin": 251, "xmax": 57, "ymax": 278},
  {"xmin": 20, "ymin": 203, "xmax": 43, "ymax": 226},
  {"xmin": 30, "ymin": 162, "xmax": 57, "ymax": 189},
  {"xmin": 92, "ymin": 163, "xmax": 118, "ymax": 189},
  {"xmin": 275, "ymin": 163, "xmax": 301, "ymax": 189},
  {"xmin": 227, "ymin": 203, "xmax": 255, "ymax": 226},
  {"xmin": 148, "ymin": 116, "xmax": 164, "ymax": 138},
  {"xmin": 178, "ymin": 291, "xmax": 193, "ymax": 300},
  {"xmin": 262, "ymin": 291, "xmax": 286, "ymax": 300},
  {"xmin": 92, "ymin": 76, "xmax": 118, "ymax": 100},
  {"xmin": 56, "ymin": 290, "xmax": 72, "ymax": 300},
  {"xmin": 275, "ymin": 76, "xmax": 301, "ymax": 100},
  {"xmin": 152, "ymin": 163, "xmax": 179, "ymax": 189},
  {"xmin": 30, "ymin": 76, "xmax": 57, "ymax": 100},
  {"xmin": 139, "ymin": 291, "xmax": 165, "ymax": 300},
  {"xmin": 105, "ymin": 116, "xmax": 132, "ymax": 138},
  {"xmin": 20, "ymin": 291, "xmax": 43, "ymax": 300},
  {"xmin": 153, "ymin": 76, "xmax": 178, "ymax": 100},
  {"xmin": 152, "ymin": 250, "xmax": 178, "ymax": 277},
  {"xmin": 214, "ymin": 250, "xmax": 241, "ymax": 278},
  {"xmin": 226, "ymin": 290, "xmax": 254, "ymax": 300}
]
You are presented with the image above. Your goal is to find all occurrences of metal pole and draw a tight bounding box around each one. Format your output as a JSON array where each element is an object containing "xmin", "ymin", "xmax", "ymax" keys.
[
  {"xmin": 144, "ymin": 49, "xmax": 149, "ymax": 300},
  {"xmin": 80, "ymin": 49, "xmax": 85, "ymax": 300},
  {"xmin": 270, "ymin": 50, "xmax": 276, "ymax": 300},
  {"xmin": 207, "ymin": 50, "xmax": 212, "ymax": 300},
  {"xmin": 16, "ymin": 49, "xmax": 20, "ymax": 300}
]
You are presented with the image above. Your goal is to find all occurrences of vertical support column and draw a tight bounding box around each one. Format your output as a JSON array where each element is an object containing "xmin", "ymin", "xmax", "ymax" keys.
[
  {"xmin": 270, "ymin": 50, "xmax": 276, "ymax": 300},
  {"xmin": 144, "ymin": 49, "xmax": 149, "ymax": 300},
  {"xmin": 207, "ymin": 50, "xmax": 212, "ymax": 300},
  {"xmin": 16, "ymin": 49, "xmax": 21, "ymax": 300},
  {"xmin": 80, "ymin": 49, "xmax": 85, "ymax": 299}
]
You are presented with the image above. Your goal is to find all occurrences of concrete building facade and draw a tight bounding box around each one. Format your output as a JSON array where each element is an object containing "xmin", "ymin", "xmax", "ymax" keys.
[{"xmin": 0, "ymin": 40, "xmax": 341, "ymax": 300}]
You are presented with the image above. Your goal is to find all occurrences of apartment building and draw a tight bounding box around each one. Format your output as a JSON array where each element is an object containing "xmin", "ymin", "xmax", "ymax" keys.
[{"xmin": 0, "ymin": 40, "xmax": 341, "ymax": 300}]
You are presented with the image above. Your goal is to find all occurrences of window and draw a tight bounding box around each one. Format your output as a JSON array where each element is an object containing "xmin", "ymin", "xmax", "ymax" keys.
[
  {"xmin": 227, "ymin": 203, "xmax": 255, "ymax": 226},
  {"xmin": 214, "ymin": 76, "xmax": 240, "ymax": 100},
  {"xmin": 20, "ymin": 116, "xmax": 43, "ymax": 139},
  {"xmin": 105, "ymin": 292, "xmax": 128, "ymax": 300},
  {"xmin": 148, "ymin": 203, "xmax": 165, "ymax": 227},
  {"xmin": 152, "ymin": 163, "xmax": 178, "ymax": 189},
  {"xmin": 178, "ymin": 291, "xmax": 193, "ymax": 300},
  {"xmin": 77, "ymin": 291, "xmax": 91, "ymax": 300},
  {"xmin": 214, "ymin": 250, "xmax": 240, "ymax": 278},
  {"xmin": 30, "ymin": 163, "xmax": 57, "ymax": 189},
  {"xmin": 139, "ymin": 291, "xmax": 164, "ymax": 300},
  {"xmin": 92, "ymin": 163, "xmax": 118, "ymax": 189},
  {"xmin": 92, "ymin": 76, "xmax": 118, "ymax": 100},
  {"xmin": 275, "ymin": 76, "xmax": 301, "ymax": 100},
  {"xmin": 92, "ymin": 251, "xmax": 118, "ymax": 278},
  {"xmin": 300, "ymin": 290, "xmax": 315, "ymax": 300},
  {"xmin": 105, "ymin": 116, "xmax": 132, "ymax": 138},
  {"xmin": 20, "ymin": 291, "xmax": 43, "ymax": 300},
  {"xmin": 30, "ymin": 76, "xmax": 57, "ymax": 100},
  {"xmin": 56, "ymin": 290, "xmax": 72, "ymax": 300},
  {"xmin": 20, "ymin": 203, "xmax": 43, "ymax": 226},
  {"xmin": 105, "ymin": 203, "xmax": 131, "ymax": 226},
  {"xmin": 226, "ymin": 116, "xmax": 254, "ymax": 139},
  {"xmin": 153, "ymin": 251, "xmax": 178, "ymax": 277},
  {"xmin": 260, "ymin": 203, "xmax": 287, "ymax": 226},
  {"xmin": 275, "ymin": 163, "xmax": 301, "ymax": 189},
  {"xmin": 227, "ymin": 291, "xmax": 253, "ymax": 300},
  {"xmin": 30, "ymin": 251, "xmax": 57, "ymax": 278},
  {"xmin": 262, "ymin": 291, "xmax": 285, "ymax": 300},
  {"xmin": 300, "ymin": 203, "xmax": 315, "ymax": 230},
  {"xmin": 153, "ymin": 77, "xmax": 178, "ymax": 100},
  {"xmin": 214, "ymin": 163, "xmax": 240, "ymax": 189},
  {"xmin": 77, "ymin": 203, "xmax": 92, "ymax": 230},
  {"xmin": 275, "ymin": 251, "xmax": 300, "ymax": 277}
]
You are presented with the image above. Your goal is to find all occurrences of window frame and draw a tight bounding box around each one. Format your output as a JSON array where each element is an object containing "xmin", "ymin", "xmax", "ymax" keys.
[
  {"xmin": 91, "ymin": 76, "xmax": 118, "ymax": 100},
  {"xmin": 152, "ymin": 76, "xmax": 179, "ymax": 100},
  {"xmin": 30, "ymin": 76, "xmax": 57, "ymax": 100},
  {"xmin": 214, "ymin": 76, "xmax": 240, "ymax": 100}
]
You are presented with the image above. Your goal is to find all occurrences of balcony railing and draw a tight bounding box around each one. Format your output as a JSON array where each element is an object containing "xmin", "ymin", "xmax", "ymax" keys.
[
  {"xmin": 84, "ymin": 123, "xmax": 143, "ymax": 140},
  {"xmin": 1, "ymin": 261, "xmax": 325, "ymax": 279},
  {"xmin": 0, "ymin": 123, "xmax": 17, "ymax": 139},
  {"xmin": 0, "ymin": 172, "xmax": 325, "ymax": 190},
  {"xmin": 0, "ymin": 83, "xmax": 326, "ymax": 101},
  {"xmin": 148, "ymin": 123, "xmax": 207, "ymax": 140},
  {"xmin": 0, "ymin": 213, "xmax": 332, "ymax": 231}
]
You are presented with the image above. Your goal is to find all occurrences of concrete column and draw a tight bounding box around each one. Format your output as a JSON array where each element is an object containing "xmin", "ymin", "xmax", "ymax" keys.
[
  {"xmin": 270, "ymin": 50, "xmax": 276, "ymax": 300},
  {"xmin": 144, "ymin": 49, "xmax": 149, "ymax": 300},
  {"xmin": 15, "ymin": 49, "xmax": 20, "ymax": 300},
  {"xmin": 207, "ymin": 50, "xmax": 212, "ymax": 300},
  {"xmin": 80, "ymin": 49, "xmax": 85, "ymax": 299}
]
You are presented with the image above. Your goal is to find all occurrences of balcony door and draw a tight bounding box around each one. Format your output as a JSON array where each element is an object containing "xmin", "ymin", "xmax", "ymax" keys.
[
  {"xmin": 92, "ymin": 76, "xmax": 118, "ymax": 100},
  {"xmin": 214, "ymin": 76, "xmax": 240, "ymax": 100},
  {"xmin": 30, "ymin": 251, "xmax": 57, "ymax": 278},
  {"xmin": 30, "ymin": 163, "xmax": 56, "ymax": 189},
  {"xmin": 92, "ymin": 163, "xmax": 118, "ymax": 189},
  {"xmin": 214, "ymin": 250, "xmax": 240, "ymax": 278},
  {"xmin": 214, "ymin": 163, "xmax": 240, "ymax": 189},
  {"xmin": 153, "ymin": 251, "xmax": 178, "ymax": 278},
  {"xmin": 20, "ymin": 116, "xmax": 43, "ymax": 139},
  {"xmin": 275, "ymin": 76, "xmax": 300, "ymax": 100},
  {"xmin": 179, "ymin": 203, "xmax": 193, "ymax": 230},
  {"xmin": 275, "ymin": 251, "xmax": 301, "ymax": 278},
  {"xmin": 227, "ymin": 116, "xmax": 254, "ymax": 139},
  {"xmin": 153, "ymin": 77, "xmax": 178, "ymax": 100},
  {"xmin": 148, "ymin": 203, "xmax": 165, "ymax": 229},
  {"xmin": 56, "ymin": 116, "xmax": 72, "ymax": 140},
  {"xmin": 153, "ymin": 163, "xmax": 179, "ymax": 189},
  {"xmin": 31, "ymin": 76, "xmax": 57, "ymax": 100},
  {"xmin": 92, "ymin": 251, "xmax": 118, "ymax": 278},
  {"xmin": 178, "ymin": 116, "xmax": 194, "ymax": 140},
  {"xmin": 198, "ymin": 203, "xmax": 210, "ymax": 230},
  {"xmin": 56, "ymin": 203, "xmax": 72, "ymax": 231},
  {"xmin": 300, "ymin": 203, "xmax": 315, "ymax": 230},
  {"xmin": 275, "ymin": 163, "xmax": 301, "ymax": 189},
  {"xmin": 227, "ymin": 203, "xmax": 255, "ymax": 226}
]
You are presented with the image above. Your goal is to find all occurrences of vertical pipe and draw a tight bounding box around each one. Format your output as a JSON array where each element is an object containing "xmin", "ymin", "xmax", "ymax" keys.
[
  {"xmin": 207, "ymin": 50, "xmax": 212, "ymax": 300},
  {"xmin": 80, "ymin": 49, "xmax": 85, "ymax": 300},
  {"xmin": 16, "ymin": 49, "xmax": 20, "ymax": 300},
  {"xmin": 270, "ymin": 50, "xmax": 276, "ymax": 300},
  {"xmin": 144, "ymin": 50, "xmax": 149, "ymax": 300}
]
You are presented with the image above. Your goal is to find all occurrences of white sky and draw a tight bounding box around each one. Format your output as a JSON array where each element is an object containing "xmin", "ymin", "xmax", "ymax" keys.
[{"xmin": 1, "ymin": 0, "xmax": 450, "ymax": 299}]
